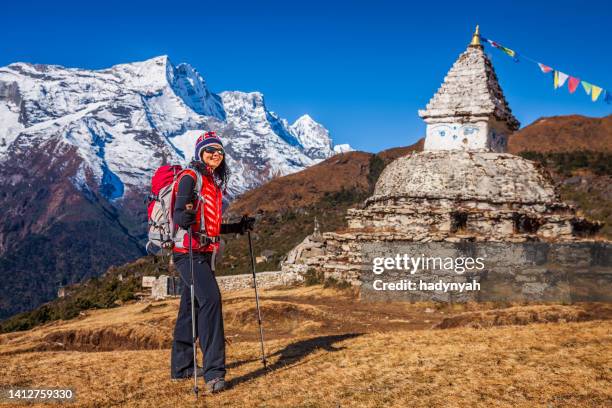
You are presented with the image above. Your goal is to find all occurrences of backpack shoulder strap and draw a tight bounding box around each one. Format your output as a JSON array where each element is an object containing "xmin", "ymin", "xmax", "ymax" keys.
[
  {"xmin": 182, "ymin": 165, "xmax": 207, "ymax": 236},
  {"xmin": 183, "ymin": 166, "xmax": 203, "ymax": 202},
  {"xmin": 175, "ymin": 168, "xmax": 203, "ymax": 198},
  {"xmin": 170, "ymin": 166, "xmax": 207, "ymax": 243}
]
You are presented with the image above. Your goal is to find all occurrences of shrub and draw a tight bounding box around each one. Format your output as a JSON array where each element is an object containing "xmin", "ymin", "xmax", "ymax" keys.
[
  {"xmin": 303, "ymin": 268, "xmax": 325, "ymax": 286},
  {"xmin": 323, "ymin": 276, "xmax": 352, "ymax": 290}
]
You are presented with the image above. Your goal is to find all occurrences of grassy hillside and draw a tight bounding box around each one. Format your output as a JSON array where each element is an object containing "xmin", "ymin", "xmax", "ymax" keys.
[{"xmin": 0, "ymin": 256, "xmax": 173, "ymax": 333}]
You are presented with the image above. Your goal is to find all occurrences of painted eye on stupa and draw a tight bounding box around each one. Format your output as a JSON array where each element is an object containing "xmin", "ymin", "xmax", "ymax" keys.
[
  {"xmin": 461, "ymin": 125, "xmax": 478, "ymax": 136},
  {"xmin": 432, "ymin": 125, "xmax": 451, "ymax": 138}
]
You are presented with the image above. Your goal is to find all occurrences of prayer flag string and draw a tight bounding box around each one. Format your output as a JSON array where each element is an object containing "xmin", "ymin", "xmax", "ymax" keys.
[{"xmin": 480, "ymin": 35, "xmax": 610, "ymax": 104}]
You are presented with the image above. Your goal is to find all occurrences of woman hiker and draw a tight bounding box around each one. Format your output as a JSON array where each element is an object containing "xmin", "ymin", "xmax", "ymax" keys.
[{"xmin": 170, "ymin": 131, "xmax": 255, "ymax": 393}]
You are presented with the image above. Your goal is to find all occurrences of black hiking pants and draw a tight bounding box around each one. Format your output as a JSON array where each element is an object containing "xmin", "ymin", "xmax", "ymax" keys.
[{"xmin": 170, "ymin": 252, "xmax": 226, "ymax": 381}]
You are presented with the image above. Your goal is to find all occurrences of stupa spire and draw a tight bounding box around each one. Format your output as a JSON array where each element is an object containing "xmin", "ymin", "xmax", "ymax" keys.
[
  {"xmin": 470, "ymin": 25, "xmax": 481, "ymax": 47},
  {"xmin": 418, "ymin": 26, "xmax": 519, "ymax": 153}
]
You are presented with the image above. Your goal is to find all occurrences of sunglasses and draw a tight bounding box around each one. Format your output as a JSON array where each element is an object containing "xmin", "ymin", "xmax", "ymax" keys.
[{"xmin": 203, "ymin": 146, "xmax": 225, "ymax": 155}]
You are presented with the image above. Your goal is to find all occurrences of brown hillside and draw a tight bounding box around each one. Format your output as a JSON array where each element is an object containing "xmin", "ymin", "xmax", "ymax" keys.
[
  {"xmin": 227, "ymin": 151, "xmax": 373, "ymax": 215},
  {"xmin": 508, "ymin": 114, "xmax": 612, "ymax": 153},
  {"xmin": 377, "ymin": 138, "xmax": 424, "ymax": 163},
  {"xmin": 228, "ymin": 139, "xmax": 424, "ymax": 216}
]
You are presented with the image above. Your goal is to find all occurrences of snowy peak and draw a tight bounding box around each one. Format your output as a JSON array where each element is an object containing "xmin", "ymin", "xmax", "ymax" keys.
[
  {"xmin": 219, "ymin": 92, "xmax": 351, "ymax": 160},
  {"xmin": 333, "ymin": 144, "xmax": 352, "ymax": 153},
  {"xmin": 291, "ymin": 114, "xmax": 331, "ymax": 149},
  {"xmin": 0, "ymin": 55, "xmax": 351, "ymax": 202},
  {"xmin": 107, "ymin": 55, "xmax": 225, "ymax": 120},
  {"xmin": 290, "ymin": 114, "xmax": 352, "ymax": 159},
  {"xmin": 220, "ymin": 91, "xmax": 266, "ymax": 116},
  {"xmin": 219, "ymin": 91, "xmax": 301, "ymax": 147},
  {"xmin": 168, "ymin": 62, "xmax": 225, "ymax": 120},
  {"xmin": 106, "ymin": 55, "xmax": 171, "ymax": 92}
]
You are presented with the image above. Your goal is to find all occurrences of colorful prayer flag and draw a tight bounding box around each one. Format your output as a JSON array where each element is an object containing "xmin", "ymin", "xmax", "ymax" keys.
[
  {"xmin": 604, "ymin": 91, "xmax": 611, "ymax": 104},
  {"xmin": 486, "ymin": 39, "xmax": 500, "ymax": 48},
  {"xmin": 592, "ymin": 85, "xmax": 603, "ymax": 101},
  {"xmin": 486, "ymin": 39, "xmax": 518, "ymax": 60},
  {"xmin": 582, "ymin": 81, "xmax": 593, "ymax": 95},
  {"xmin": 567, "ymin": 77, "xmax": 580, "ymax": 94},
  {"xmin": 554, "ymin": 71, "xmax": 569, "ymax": 89},
  {"xmin": 538, "ymin": 63, "xmax": 553, "ymax": 73},
  {"xmin": 502, "ymin": 47, "xmax": 517, "ymax": 60}
]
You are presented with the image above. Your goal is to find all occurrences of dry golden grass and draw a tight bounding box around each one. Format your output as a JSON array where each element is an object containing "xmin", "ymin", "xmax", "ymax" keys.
[{"xmin": 1, "ymin": 285, "xmax": 611, "ymax": 407}]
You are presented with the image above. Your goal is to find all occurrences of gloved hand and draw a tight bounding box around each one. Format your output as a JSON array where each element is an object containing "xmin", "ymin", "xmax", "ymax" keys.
[
  {"xmin": 238, "ymin": 215, "xmax": 256, "ymax": 234},
  {"xmin": 180, "ymin": 208, "xmax": 197, "ymax": 229}
]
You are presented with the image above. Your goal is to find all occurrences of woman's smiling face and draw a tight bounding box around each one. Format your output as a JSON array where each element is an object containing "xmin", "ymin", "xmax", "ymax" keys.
[{"xmin": 200, "ymin": 143, "xmax": 224, "ymax": 169}]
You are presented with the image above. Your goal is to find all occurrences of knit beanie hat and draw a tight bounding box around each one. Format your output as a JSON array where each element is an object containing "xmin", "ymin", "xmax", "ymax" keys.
[{"xmin": 195, "ymin": 131, "xmax": 223, "ymax": 161}]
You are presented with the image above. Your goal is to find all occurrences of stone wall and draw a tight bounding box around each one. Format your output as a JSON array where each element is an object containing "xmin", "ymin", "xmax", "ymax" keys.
[
  {"xmin": 359, "ymin": 241, "xmax": 612, "ymax": 303},
  {"xmin": 151, "ymin": 275, "xmax": 181, "ymax": 300},
  {"xmin": 216, "ymin": 271, "xmax": 304, "ymax": 292},
  {"xmin": 282, "ymin": 232, "xmax": 612, "ymax": 303},
  {"xmin": 144, "ymin": 271, "xmax": 303, "ymax": 299},
  {"xmin": 346, "ymin": 201, "xmax": 581, "ymax": 242}
]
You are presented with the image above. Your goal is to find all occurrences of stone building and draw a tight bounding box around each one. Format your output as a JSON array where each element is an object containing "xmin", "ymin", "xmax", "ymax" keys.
[{"xmin": 282, "ymin": 28, "xmax": 608, "ymax": 301}]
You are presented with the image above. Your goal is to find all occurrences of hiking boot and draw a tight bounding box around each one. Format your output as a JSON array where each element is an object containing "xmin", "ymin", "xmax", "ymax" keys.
[
  {"xmin": 171, "ymin": 366, "xmax": 205, "ymax": 381},
  {"xmin": 206, "ymin": 377, "xmax": 226, "ymax": 393}
]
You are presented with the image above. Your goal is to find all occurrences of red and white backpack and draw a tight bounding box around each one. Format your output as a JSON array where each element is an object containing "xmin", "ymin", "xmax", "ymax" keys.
[{"xmin": 146, "ymin": 164, "xmax": 203, "ymax": 256}]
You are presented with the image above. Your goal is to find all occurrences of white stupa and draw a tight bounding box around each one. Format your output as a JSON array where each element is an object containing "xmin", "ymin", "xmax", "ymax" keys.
[{"xmin": 281, "ymin": 27, "xmax": 602, "ymax": 289}]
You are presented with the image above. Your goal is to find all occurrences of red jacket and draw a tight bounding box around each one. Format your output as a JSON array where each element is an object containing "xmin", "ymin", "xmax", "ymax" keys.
[{"xmin": 172, "ymin": 168, "xmax": 222, "ymax": 254}]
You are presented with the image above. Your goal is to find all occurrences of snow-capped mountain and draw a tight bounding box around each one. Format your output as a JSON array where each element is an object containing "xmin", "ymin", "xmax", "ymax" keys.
[
  {"xmin": 0, "ymin": 55, "xmax": 351, "ymax": 320},
  {"xmin": 289, "ymin": 114, "xmax": 333, "ymax": 159},
  {"xmin": 0, "ymin": 55, "xmax": 350, "ymax": 199}
]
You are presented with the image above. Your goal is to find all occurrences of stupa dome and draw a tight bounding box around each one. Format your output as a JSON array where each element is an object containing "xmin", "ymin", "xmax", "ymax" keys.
[{"xmin": 369, "ymin": 150, "xmax": 557, "ymax": 205}]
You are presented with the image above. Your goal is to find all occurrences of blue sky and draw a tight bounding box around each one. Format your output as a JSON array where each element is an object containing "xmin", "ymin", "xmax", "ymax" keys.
[{"xmin": 2, "ymin": 0, "xmax": 611, "ymax": 152}]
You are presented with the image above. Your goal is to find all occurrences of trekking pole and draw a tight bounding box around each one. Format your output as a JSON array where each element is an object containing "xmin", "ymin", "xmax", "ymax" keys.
[
  {"xmin": 247, "ymin": 229, "xmax": 268, "ymax": 369},
  {"xmin": 187, "ymin": 211, "xmax": 199, "ymax": 399}
]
